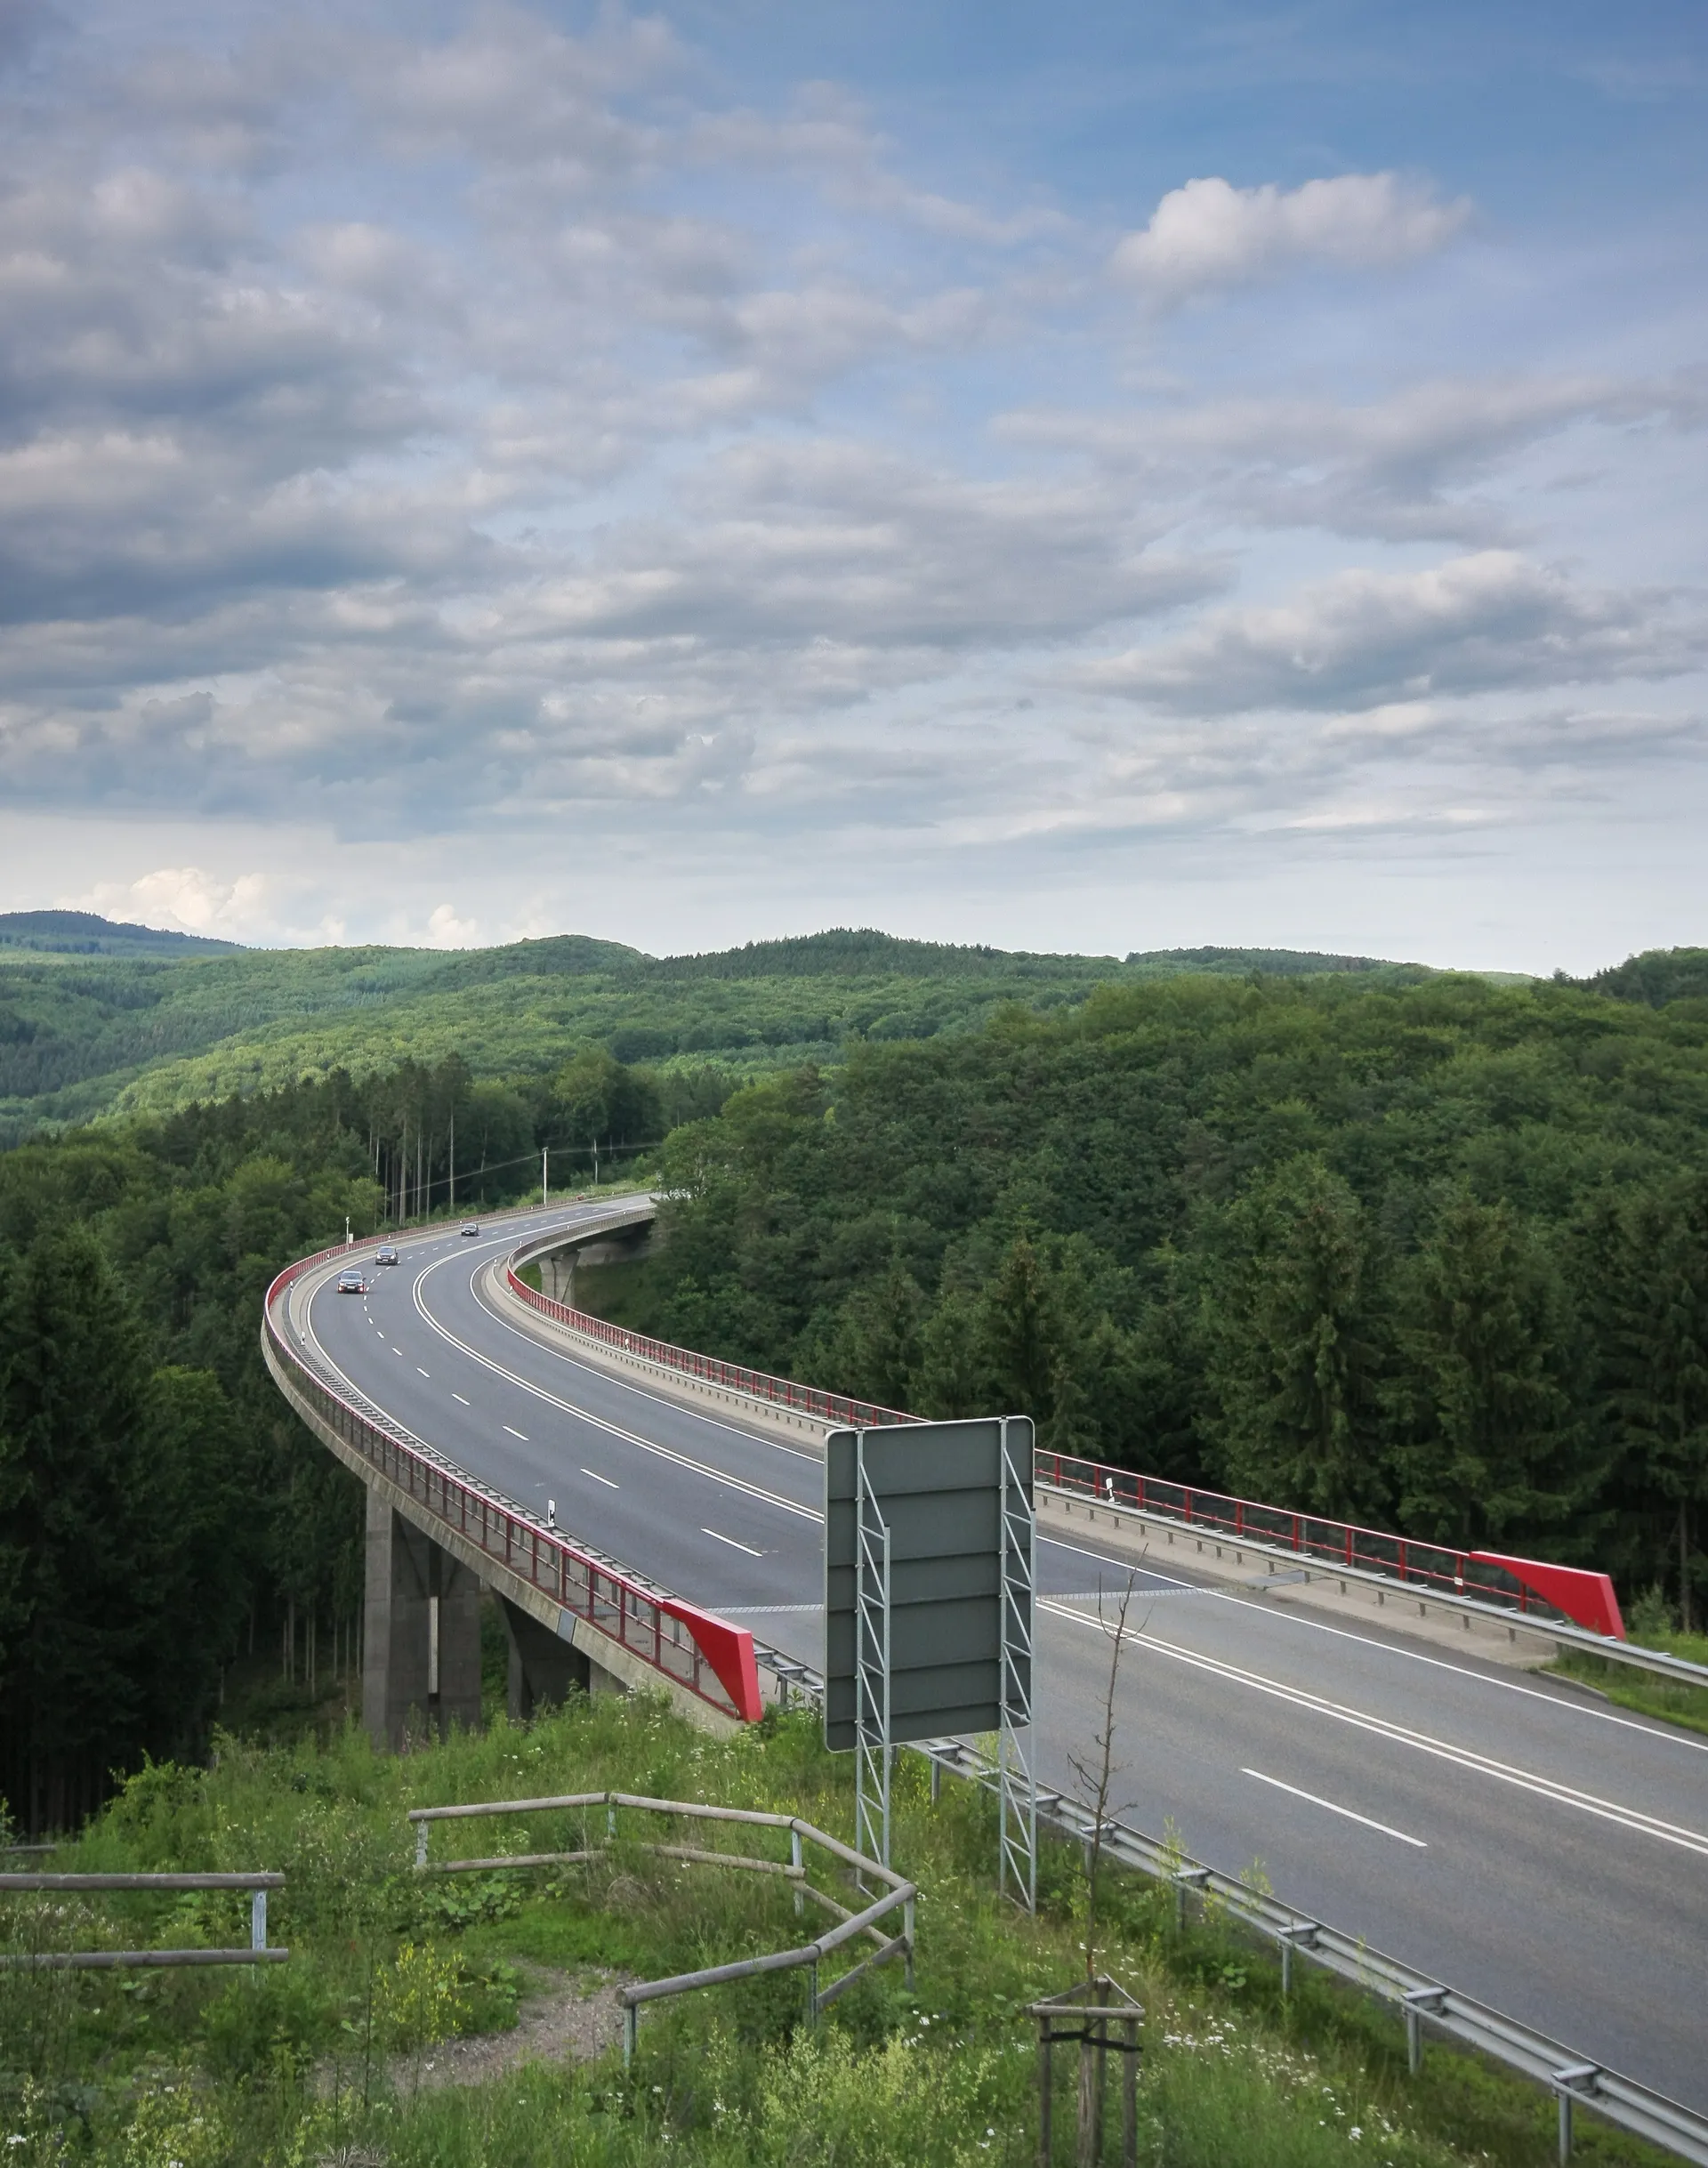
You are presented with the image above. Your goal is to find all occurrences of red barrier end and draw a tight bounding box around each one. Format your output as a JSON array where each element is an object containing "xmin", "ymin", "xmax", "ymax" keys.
[
  {"xmin": 661, "ymin": 1600, "xmax": 764, "ymax": 1722},
  {"xmin": 1471, "ymin": 1553, "xmax": 1625, "ymax": 1639}
]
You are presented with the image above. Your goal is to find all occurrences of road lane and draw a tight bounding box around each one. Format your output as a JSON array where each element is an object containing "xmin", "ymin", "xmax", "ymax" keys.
[{"xmin": 299, "ymin": 1212, "xmax": 1708, "ymax": 2107}]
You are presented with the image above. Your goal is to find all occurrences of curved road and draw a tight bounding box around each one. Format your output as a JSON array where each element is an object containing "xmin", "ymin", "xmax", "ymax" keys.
[{"xmin": 295, "ymin": 1205, "xmax": 1708, "ymax": 2110}]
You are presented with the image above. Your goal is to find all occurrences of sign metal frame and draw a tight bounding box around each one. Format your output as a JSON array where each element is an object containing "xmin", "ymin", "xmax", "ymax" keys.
[{"xmin": 825, "ymin": 1415, "xmax": 1036, "ymax": 1907}]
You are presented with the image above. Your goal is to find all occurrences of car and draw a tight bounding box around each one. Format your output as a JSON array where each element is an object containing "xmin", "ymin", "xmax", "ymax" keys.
[
  {"xmin": 461, "ymin": 1220, "xmax": 480, "ymax": 1237},
  {"xmin": 375, "ymin": 1244, "xmax": 399, "ymax": 1267},
  {"xmin": 336, "ymin": 1269, "xmax": 366, "ymax": 1294}
]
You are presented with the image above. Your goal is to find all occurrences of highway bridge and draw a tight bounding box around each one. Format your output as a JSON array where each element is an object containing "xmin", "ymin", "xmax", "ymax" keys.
[{"xmin": 265, "ymin": 1199, "xmax": 1708, "ymax": 2126}]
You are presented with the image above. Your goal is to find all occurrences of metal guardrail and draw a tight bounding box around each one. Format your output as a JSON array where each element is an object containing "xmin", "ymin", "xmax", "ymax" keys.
[
  {"xmin": 0, "ymin": 1871, "xmax": 286, "ymax": 1970},
  {"xmin": 262, "ymin": 1241, "xmax": 762, "ymax": 1725},
  {"xmin": 502, "ymin": 1236, "xmax": 1706, "ymax": 1687},
  {"xmin": 505, "ymin": 1246, "xmax": 918, "ymax": 1431},
  {"xmin": 1039, "ymin": 1448, "xmax": 1625, "ymax": 1639},
  {"xmin": 407, "ymin": 1789, "xmax": 914, "ymax": 2057},
  {"xmin": 745, "ymin": 1643, "xmax": 1708, "ymax": 2166},
  {"xmin": 1038, "ymin": 1479, "xmax": 1708, "ymax": 1692}
]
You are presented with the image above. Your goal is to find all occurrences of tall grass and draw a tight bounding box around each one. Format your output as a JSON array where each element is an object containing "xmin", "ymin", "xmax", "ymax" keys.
[{"xmin": 0, "ymin": 1695, "xmax": 1673, "ymax": 2166}]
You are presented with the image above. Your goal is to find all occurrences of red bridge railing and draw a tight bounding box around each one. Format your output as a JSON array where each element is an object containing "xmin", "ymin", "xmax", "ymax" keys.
[
  {"xmin": 1036, "ymin": 1450, "xmax": 1625, "ymax": 1640},
  {"xmin": 263, "ymin": 1244, "xmax": 762, "ymax": 1723}
]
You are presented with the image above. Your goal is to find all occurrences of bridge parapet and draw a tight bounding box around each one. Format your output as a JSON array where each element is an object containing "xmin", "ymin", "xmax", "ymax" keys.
[{"xmin": 262, "ymin": 1242, "xmax": 763, "ymax": 1741}]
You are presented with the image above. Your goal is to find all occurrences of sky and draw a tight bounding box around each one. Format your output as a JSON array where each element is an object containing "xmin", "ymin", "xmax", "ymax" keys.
[{"xmin": 0, "ymin": 0, "xmax": 1704, "ymax": 971}]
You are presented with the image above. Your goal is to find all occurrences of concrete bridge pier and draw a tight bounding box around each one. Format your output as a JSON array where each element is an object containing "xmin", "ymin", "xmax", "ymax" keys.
[
  {"xmin": 497, "ymin": 1593, "xmax": 624, "ymax": 1721},
  {"xmin": 363, "ymin": 1493, "xmax": 483, "ymax": 1749}
]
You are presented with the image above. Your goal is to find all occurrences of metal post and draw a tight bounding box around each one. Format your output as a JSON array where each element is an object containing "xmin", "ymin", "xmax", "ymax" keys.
[
  {"xmin": 1406, "ymin": 2006, "xmax": 1422, "ymax": 2076},
  {"xmin": 792, "ymin": 1827, "xmax": 803, "ymax": 1917},
  {"xmin": 805, "ymin": 1960, "xmax": 818, "ymax": 2029},
  {"xmin": 999, "ymin": 1415, "xmax": 1037, "ymax": 1912},
  {"xmin": 931, "ymin": 1759, "xmax": 941, "ymax": 1806},
  {"xmin": 1559, "ymin": 2091, "xmax": 1572, "ymax": 2164},
  {"xmin": 1281, "ymin": 1938, "xmax": 1292, "ymax": 1998},
  {"xmin": 855, "ymin": 1449, "xmax": 892, "ymax": 1874},
  {"xmin": 1123, "ymin": 2014, "xmax": 1139, "ymax": 2168},
  {"xmin": 415, "ymin": 1823, "xmax": 429, "ymax": 1870},
  {"xmin": 623, "ymin": 2003, "xmax": 636, "ymax": 2069},
  {"xmin": 904, "ymin": 1895, "xmax": 916, "ymax": 1992},
  {"xmin": 1036, "ymin": 2017, "xmax": 1052, "ymax": 2168},
  {"xmin": 250, "ymin": 1889, "xmax": 267, "ymax": 1951}
]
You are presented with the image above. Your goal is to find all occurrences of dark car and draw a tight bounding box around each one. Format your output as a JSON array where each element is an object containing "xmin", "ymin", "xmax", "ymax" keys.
[
  {"xmin": 336, "ymin": 1269, "xmax": 366, "ymax": 1294},
  {"xmin": 461, "ymin": 1221, "xmax": 480, "ymax": 1237},
  {"xmin": 375, "ymin": 1244, "xmax": 399, "ymax": 1267}
]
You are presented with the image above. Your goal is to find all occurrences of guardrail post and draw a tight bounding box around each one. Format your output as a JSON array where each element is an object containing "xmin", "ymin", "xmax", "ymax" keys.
[
  {"xmin": 805, "ymin": 1960, "xmax": 818, "ymax": 2030},
  {"xmin": 904, "ymin": 1896, "xmax": 915, "ymax": 1992},
  {"xmin": 623, "ymin": 2002, "xmax": 636, "ymax": 2070},
  {"xmin": 251, "ymin": 1889, "xmax": 267, "ymax": 1952},
  {"xmin": 1558, "ymin": 2091, "xmax": 1573, "ymax": 2164},
  {"xmin": 415, "ymin": 1824, "xmax": 429, "ymax": 1870},
  {"xmin": 791, "ymin": 1828, "xmax": 803, "ymax": 1916}
]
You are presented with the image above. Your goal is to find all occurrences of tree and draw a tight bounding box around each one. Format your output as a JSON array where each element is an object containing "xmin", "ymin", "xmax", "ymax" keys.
[
  {"xmin": 1601, "ymin": 1177, "xmax": 1708, "ymax": 1628},
  {"xmin": 818, "ymin": 1258, "xmax": 925, "ymax": 1409},
  {"xmin": 0, "ymin": 1228, "xmax": 251, "ymax": 1831},
  {"xmin": 981, "ymin": 1236, "xmax": 1068, "ymax": 1423},
  {"xmin": 1387, "ymin": 1194, "xmax": 1581, "ymax": 1551},
  {"xmin": 1204, "ymin": 1157, "xmax": 1389, "ymax": 1521},
  {"xmin": 913, "ymin": 1287, "xmax": 991, "ymax": 1419}
]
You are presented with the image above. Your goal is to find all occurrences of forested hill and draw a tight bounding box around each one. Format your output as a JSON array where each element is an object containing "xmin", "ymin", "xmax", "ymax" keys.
[
  {"xmin": 609, "ymin": 966, "xmax": 1708, "ymax": 1625},
  {"xmin": 0, "ymin": 923, "xmax": 1430, "ymax": 1146},
  {"xmin": 0, "ymin": 908, "xmax": 244, "ymax": 958}
]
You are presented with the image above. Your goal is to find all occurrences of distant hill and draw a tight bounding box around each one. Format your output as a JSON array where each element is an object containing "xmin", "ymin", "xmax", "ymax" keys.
[
  {"xmin": 1565, "ymin": 947, "xmax": 1708, "ymax": 1009},
  {"xmin": 0, "ymin": 909, "xmax": 243, "ymax": 958},
  {"xmin": 0, "ymin": 922, "xmax": 1439, "ymax": 1145}
]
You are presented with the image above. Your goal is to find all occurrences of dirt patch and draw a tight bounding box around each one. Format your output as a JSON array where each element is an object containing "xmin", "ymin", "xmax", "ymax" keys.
[{"xmin": 408, "ymin": 1965, "xmax": 632, "ymax": 2091}]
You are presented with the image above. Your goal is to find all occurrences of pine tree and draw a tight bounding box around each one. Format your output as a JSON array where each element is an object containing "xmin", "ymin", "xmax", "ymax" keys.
[
  {"xmin": 1204, "ymin": 1157, "xmax": 1389, "ymax": 1521},
  {"xmin": 1387, "ymin": 1195, "xmax": 1581, "ymax": 1551},
  {"xmin": 1604, "ymin": 1177, "xmax": 1708, "ymax": 1629}
]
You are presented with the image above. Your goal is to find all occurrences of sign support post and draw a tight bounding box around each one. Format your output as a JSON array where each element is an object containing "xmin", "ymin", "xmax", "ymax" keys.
[
  {"xmin": 999, "ymin": 1414, "xmax": 1037, "ymax": 1911},
  {"xmin": 855, "ymin": 1449, "xmax": 893, "ymax": 1874}
]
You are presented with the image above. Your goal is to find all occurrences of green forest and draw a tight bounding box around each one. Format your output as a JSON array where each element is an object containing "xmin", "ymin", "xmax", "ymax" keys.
[
  {"xmin": 2, "ymin": 931, "xmax": 1706, "ymax": 1839},
  {"xmin": 610, "ymin": 962, "xmax": 1708, "ymax": 1632},
  {"xmin": 0, "ymin": 915, "xmax": 1426, "ymax": 1146}
]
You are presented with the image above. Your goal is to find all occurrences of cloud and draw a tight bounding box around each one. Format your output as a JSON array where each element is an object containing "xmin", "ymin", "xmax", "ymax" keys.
[
  {"xmin": 425, "ymin": 900, "xmax": 479, "ymax": 946},
  {"xmin": 68, "ymin": 863, "xmax": 270, "ymax": 935},
  {"xmin": 1002, "ymin": 373, "xmax": 1708, "ymax": 544},
  {"xmin": 1110, "ymin": 172, "xmax": 1470, "ymax": 302},
  {"xmin": 1084, "ymin": 552, "xmax": 1702, "ymax": 715}
]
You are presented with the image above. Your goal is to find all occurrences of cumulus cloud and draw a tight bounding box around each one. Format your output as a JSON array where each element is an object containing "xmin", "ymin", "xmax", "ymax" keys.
[
  {"xmin": 69, "ymin": 864, "xmax": 270, "ymax": 935},
  {"xmin": 1110, "ymin": 172, "xmax": 1470, "ymax": 302},
  {"xmin": 1084, "ymin": 552, "xmax": 1703, "ymax": 715}
]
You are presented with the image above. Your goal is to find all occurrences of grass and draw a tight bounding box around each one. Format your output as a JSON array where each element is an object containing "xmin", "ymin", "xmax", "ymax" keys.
[
  {"xmin": 0, "ymin": 1693, "xmax": 1680, "ymax": 2168},
  {"xmin": 1552, "ymin": 1625, "xmax": 1708, "ymax": 1737}
]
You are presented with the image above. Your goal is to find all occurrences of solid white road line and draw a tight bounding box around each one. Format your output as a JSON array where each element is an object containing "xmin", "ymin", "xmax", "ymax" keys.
[
  {"xmin": 417, "ymin": 1367, "xmax": 430, "ymax": 1377},
  {"xmin": 465, "ymin": 1253, "xmax": 821, "ymax": 1463},
  {"xmin": 407, "ymin": 1257, "xmax": 820, "ymax": 1522},
  {"xmin": 1041, "ymin": 1598, "xmax": 1708, "ymax": 1858},
  {"xmin": 503, "ymin": 1423, "xmax": 528, "ymax": 1441},
  {"xmin": 1242, "ymin": 1767, "xmax": 1428, "ymax": 1848},
  {"xmin": 703, "ymin": 1527, "xmax": 763, "ymax": 1557},
  {"xmin": 452, "ymin": 1392, "xmax": 470, "ymax": 1406},
  {"xmin": 581, "ymin": 1468, "xmax": 619, "ymax": 1488}
]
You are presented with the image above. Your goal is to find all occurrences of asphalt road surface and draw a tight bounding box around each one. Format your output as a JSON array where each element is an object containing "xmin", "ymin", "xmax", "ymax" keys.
[{"xmin": 295, "ymin": 1205, "xmax": 1708, "ymax": 2109}]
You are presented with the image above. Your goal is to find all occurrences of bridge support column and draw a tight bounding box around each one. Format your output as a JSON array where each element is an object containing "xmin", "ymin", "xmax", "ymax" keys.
[
  {"xmin": 497, "ymin": 1595, "xmax": 626, "ymax": 1721},
  {"xmin": 362, "ymin": 1493, "xmax": 483, "ymax": 1750}
]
